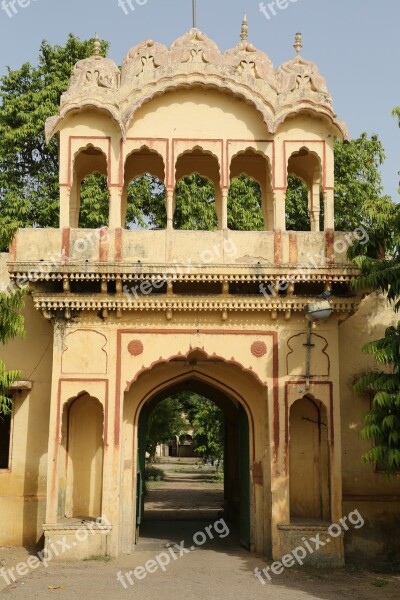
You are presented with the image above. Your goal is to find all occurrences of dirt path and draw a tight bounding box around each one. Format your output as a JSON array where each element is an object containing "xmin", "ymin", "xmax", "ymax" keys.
[
  {"xmin": 143, "ymin": 460, "xmax": 224, "ymax": 520},
  {"xmin": 1, "ymin": 461, "xmax": 399, "ymax": 599}
]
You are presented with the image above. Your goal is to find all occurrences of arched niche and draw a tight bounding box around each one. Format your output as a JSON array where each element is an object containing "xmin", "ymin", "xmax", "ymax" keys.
[
  {"xmin": 289, "ymin": 395, "xmax": 330, "ymax": 522},
  {"xmin": 63, "ymin": 393, "xmax": 104, "ymax": 519}
]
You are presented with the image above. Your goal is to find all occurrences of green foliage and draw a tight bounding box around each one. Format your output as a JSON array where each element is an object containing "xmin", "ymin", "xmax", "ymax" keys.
[
  {"xmin": 146, "ymin": 391, "xmax": 225, "ymax": 466},
  {"xmin": 145, "ymin": 398, "xmax": 187, "ymax": 461},
  {"xmin": 0, "ymin": 34, "xmax": 109, "ymax": 249},
  {"xmin": 191, "ymin": 398, "xmax": 224, "ymax": 465},
  {"xmin": 144, "ymin": 466, "xmax": 165, "ymax": 481},
  {"xmin": 393, "ymin": 106, "xmax": 400, "ymax": 124},
  {"xmin": 227, "ymin": 175, "xmax": 264, "ymax": 231},
  {"xmin": 0, "ymin": 287, "xmax": 25, "ymax": 414},
  {"xmin": 349, "ymin": 194, "xmax": 400, "ymax": 311},
  {"xmin": 349, "ymin": 116, "xmax": 400, "ymax": 475},
  {"xmin": 285, "ymin": 175, "xmax": 311, "ymax": 231},
  {"xmin": 79, "ymin": 173, "xmax": 109, "ymax": 228},
  {"xmin": 126, "ymin": 174, "xmax": 166, "ymax": 230},
  {"xmin": 174, "ymin": 175, "xmax": 217, "ymax": 230},
  {"xmin": 392, "ymin": 106, "xmax": 400, "ymax": 194},
  {"xmin": 354, "ymin": 324, "xmax": 400, "ymax": 474},
  {"xmin": 334, "ymin": 134, "xmax": 388, "ymax": 231}
]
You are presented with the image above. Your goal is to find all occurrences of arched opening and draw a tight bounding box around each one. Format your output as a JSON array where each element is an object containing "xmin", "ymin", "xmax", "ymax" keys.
[
  {"xmin": 229, "ymin": 150, "xmax": 272, "ymax": 230},
  {"xmin": 120, "ymin": 351, "xmax": 271, "ymax": 556},
  {"xmin": 123, "ymin": 148, "xmax": 166, "ymax": 229},
  {"xmin": 71, "ymin": 146, "xmax": 109, "ymax": 229},
  {"xmin": 286, "ymin": 148, "xmax": 323, "ymax": 232},
  {"xmin": 289, "ymin": 396, "xmax": 330, "ymax": 522},
  {"xmin": 63, "ymin": 393, "xmax": 104, "ymax": 519},
  {"xmin": 136, "ymin": 380, "xmax": 251, "ymax": 549},
  {"xmin": 174, "ymin": 149, "xmax": 220, "ymax": 230}
]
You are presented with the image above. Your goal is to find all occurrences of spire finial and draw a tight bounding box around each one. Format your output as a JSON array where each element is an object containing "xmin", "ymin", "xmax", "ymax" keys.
[
  {"xmin": 294, "ymin": 32, "xmax": 303, "ymax": 55},
  {"xmin": 240, "ymin": 13, "xmax": 248, "ymax": 43},
  {"xmin": 93, "ymin": 33, "xmax": 101, "ymax": 57}
]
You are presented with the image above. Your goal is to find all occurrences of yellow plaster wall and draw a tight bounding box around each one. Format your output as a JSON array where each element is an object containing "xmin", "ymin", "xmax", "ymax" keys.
[{"xmin": 0, "ymin": 254, "xmax": 53, "ymax": 545}]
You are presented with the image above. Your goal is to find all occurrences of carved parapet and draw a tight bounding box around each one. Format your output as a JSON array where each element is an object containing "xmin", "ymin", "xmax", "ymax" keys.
[{"xmin": 45, "ymin": 28, "xmax": 349, "ymax": 142}]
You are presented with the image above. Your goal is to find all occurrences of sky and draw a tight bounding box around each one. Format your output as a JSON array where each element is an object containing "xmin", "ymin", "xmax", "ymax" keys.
[{"xmin": 0, "ymin": 0, "xmax": 399, "ymax": 199}]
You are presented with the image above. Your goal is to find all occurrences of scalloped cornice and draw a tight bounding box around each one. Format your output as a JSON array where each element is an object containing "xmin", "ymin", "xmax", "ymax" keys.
[{"xmin": 45, "ymin": 29, "xmax": 349, "ymax": 142}]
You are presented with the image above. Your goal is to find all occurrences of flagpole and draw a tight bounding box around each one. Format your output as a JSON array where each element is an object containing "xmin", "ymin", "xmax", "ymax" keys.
[{"xmin": 192, "ymin": 0, "xmax": 197, "ymax": 28}]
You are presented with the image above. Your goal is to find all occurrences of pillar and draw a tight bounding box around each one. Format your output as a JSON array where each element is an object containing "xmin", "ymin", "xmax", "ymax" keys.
[
  {"xmin": 265, "ymin": 190, "xmax": 274, "ymax": 231},
  {"xmin": 310, "ymin": 183, "xmax": 321, "ymax": 232},
  {"xmin": 60, "ymin": 187, "xmax": 71, "ymax": 229},
  {"xmin": 166, "ymin": 188, "xmax": 175, "ymax": 229},
  {"xmin": 324, "ymin": 189, "xmax": 335, "ymax": 231},
  {"xmin": 216, "ymin": 188, "xmax": 228, "ymax": 230},
  {"xmin": 273, "ymin": 189, "xmax": 286, "ymax": 231},
  {"xmin": 109, "ymin": 187, "xmax": 123, "ymax": 229}
]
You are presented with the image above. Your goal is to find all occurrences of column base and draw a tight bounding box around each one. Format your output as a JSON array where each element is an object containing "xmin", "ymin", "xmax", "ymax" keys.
[
  {"xmin": 277, "ymin": 523, "xmax": 344, "ymax": 567},
  {"xmin": 43, "ymin": 519, "xmax": 113, "ymax": 561}
]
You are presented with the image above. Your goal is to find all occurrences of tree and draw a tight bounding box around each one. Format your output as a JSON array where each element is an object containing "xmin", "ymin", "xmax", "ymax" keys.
[
  {"xmin": 191, "ymin": 398, "xmax": 224, "ymax": 466},
  {"xmin": 354, "ymin": 324, "xmax": 400, "ymax": 473},
  {"xmin": 228, "ymin": 175, "xmax": 264, "ymax": 231},
  {"xmin": 1, "ymin": 36, "xmax": 390, "ymax": 238},
  {"xmin": 333, "ymin": 134, "xmax": 389, "ymax": 231},
  {"xmin": 285, "ymin": 176, "xmax": 311, "ymax": 231},
  {"xmin": 349, "ymin": 110, "xmax": 400, "ymax": 474},
  {"xmin": 0, "ymin": 287, "xmax": 25, "ymax": 415},
  {"xmin": 145, "ymin": 398, "xmax": 187, "ymax": 462},
  {"xmin": 0, "ymin": 34, "xmax": 109, "ymax": 249}
]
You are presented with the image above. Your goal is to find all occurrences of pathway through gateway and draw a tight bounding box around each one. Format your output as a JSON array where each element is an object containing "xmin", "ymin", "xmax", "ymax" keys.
[{"xmin": 137, "ymin": 458, "xmax": 241, "ymax": 551}]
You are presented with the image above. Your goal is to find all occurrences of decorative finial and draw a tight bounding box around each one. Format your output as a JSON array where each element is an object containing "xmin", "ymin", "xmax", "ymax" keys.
[
  {"xmin": 93, "ymin": 33, "xmax": 101, "ymax": 57},
  {"xmin": 294, "ymin": 32, "xmax": 303, "ymax": 55},
  {"xmin": 240, "ymin": 13, "xmax": 248, "ymax": 43}
]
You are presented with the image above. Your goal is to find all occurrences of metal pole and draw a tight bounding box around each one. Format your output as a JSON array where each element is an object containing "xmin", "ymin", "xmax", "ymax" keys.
[{"xmin": 193, "ymin": 0, "xmax": 197, "ymax": 28}]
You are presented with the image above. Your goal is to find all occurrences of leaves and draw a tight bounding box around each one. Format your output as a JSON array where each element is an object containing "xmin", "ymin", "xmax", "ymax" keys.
[
  {"xmin": 0, "ymin": 35, "xmax": 108, "ymax": 250},
  {"xmin": 354, "ymin": 324, "xmax": 400, "ymax": 475},
  {"xmin": 191, "ymin": 398, "xmax": 224, "ymax": 464},
  {"xmin": 0, "ymin": 287, "xmax": 25, "ymax": 414},
  {"xmin": 145, "ymin": 398, "xmax": 188, "ymax": 460}
]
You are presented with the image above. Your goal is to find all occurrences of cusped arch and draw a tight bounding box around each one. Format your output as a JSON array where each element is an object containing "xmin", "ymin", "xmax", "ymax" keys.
[
  {"xmin": 45, "ymin": 103, "xmax": 124, "ymax": 143},
  {"xmin": 287, "ymin": 146, "xmax": 323, "ymax": 184},
  {"xmin": 72, "ymin": 143, "xmax": 109, "ymax": 178},
  {"xmin": 275, "ymin": 108, "xmax": 349, "ymax": 141},
  {"xmin": 175, "ymin": 146, "xmax": 221, "ymax": 185},
  {"xmin": 230, "ymin": 147, "xmax": 271, "ymax": 182},
  {"xmin": 123, "ymin": 80, "xmax": 275, "ymax": 136},
  {"xmin": 124, "ymin": 145, "xmax": 166, "ymax": 182},
  {"xmin": 125, "ymin": 347, "xmax": 265, "ymax": 393}
]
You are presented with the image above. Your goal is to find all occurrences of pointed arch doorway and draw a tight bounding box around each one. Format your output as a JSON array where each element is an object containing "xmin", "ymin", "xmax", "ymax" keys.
[
  {"xmin": 120, "ymin": 353, "xmax": 271, "ymax": 555},
  {"xmin": 136, "ymin": 379, "xmax": 251, "ymax": 549}
]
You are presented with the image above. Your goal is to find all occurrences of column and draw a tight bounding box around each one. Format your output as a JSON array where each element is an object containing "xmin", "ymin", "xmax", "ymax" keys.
[
  {"xmin": 166, "ymin": 188, "xmax": 175, "ymax": 229},
  {"xmin": 310, "ymin": 183, "xmax": 321, "ymax": 232},
  {"xmin": 59, "ymin": 187, "xmax": 71, "ymax": 229},
  {"xmin": 109, "ymin": 187, "xmax": 123, "ymax": 229},
  {"xmin": 273, "ymin": 189, "xmax": 286, "ymax": 231},
  {"xmin": 216, "ymin": 188, "xmax": 228, "ymax": 230},
  {"xmin": 324, "ymin": 189, "xmax": 335, "ymax": 231}
]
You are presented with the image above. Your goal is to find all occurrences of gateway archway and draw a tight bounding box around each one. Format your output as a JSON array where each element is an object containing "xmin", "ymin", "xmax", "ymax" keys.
[
  {"xmin": 136, "ymin": 380, "xmax": 250, "ymax": 548},
  {"xmin": 121, "ymin": 354, "xmax": 271, "ymax": 555}
]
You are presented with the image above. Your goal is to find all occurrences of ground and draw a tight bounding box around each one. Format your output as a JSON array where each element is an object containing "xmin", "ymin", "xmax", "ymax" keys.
[{"xmin": 1, "ymin": 459, "xmax": 399, "ymax": 599}]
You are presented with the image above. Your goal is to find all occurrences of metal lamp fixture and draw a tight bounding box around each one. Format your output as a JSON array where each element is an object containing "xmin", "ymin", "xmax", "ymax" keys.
[{"xmin": 303, "ymin": 299, "xmax": 333, "ymax": 389}]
